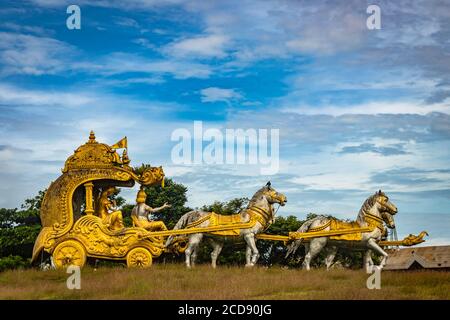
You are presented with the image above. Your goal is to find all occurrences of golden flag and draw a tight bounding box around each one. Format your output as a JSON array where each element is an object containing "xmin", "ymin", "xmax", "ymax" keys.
[{"xmin": 111, "ymin": 136, "xmax": 127, "ymax": 149}]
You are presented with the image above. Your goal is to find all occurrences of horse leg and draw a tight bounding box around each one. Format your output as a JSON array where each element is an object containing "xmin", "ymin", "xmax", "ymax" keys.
[
  {"xmin": 191, "ymin": 245, "xmax": 199, "ymax": 268},
  {"xmin": 302, "ymin": 243, "xmax": 310, "ymax": 270},
  {"xmin": 244, "ymin": 234, "xmax": 259, "ymax": 267},
  {"xmin": 210, "ymin": 240, "xmax": 223, "ymax": 269},
  {"xmin": 184, "ymin": 242, "xmax": 194, "ymax": 268},
  {"xmin": 245, "ymin": 245, "xmax": 252, "ymax": 267},
  {"xmin": 325, "ymin": 246, "xmax": 338, "ymax": 271},
  {"xmin": 303, "ymin": 237, "xmax": 327, "ymax": 271},
  {"xmin": 367, "ymin": 238, "xmax": 388, "ymax": 269},
  {"xmin": 191, "ymin": 234, "xmax": 203, "ymax": 268},
  {"xmin": 185, "ymin": 234, "xmax": 202, "ymax": 268},
  {"xmin": 364, "ymin": 250, "xmax": 374, "ymax": 273}
]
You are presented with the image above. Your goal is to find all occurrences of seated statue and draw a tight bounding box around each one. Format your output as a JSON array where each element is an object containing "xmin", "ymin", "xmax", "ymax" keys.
[
  {"xmin": 97, "ymin": 187, "xmax": 124, "ymax": 231},
  {"xmin": 131, "ymin": 188, "xmax": 170, "ymax": 232}
]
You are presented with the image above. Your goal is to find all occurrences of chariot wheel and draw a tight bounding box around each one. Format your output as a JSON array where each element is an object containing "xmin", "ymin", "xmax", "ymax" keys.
[
  {"xmin": 126, "ymin": 247, "xmax": 153, "ymax": 268},
  {"xmin": 52, "ymin": 240, "xmax": 87, "ymax": 268}
]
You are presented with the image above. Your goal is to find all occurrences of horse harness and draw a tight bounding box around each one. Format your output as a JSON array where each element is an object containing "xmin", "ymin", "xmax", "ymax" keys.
[
  {"xmin": 306, "ymin": 213, "xmax": 386, "ymax": 241},
  {"xmin": 185, "ymin": 205, "xmax": 273, "ymax": 233}
]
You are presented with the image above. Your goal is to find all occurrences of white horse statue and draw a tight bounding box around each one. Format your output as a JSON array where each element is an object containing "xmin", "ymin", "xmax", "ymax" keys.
[
  {"xmin": 165, "ymin": 182, "xmax": 287, "ymax": 268},
  {"xmin": 286, "ymin": 190, "xmax": 397, "ymax": 272}
]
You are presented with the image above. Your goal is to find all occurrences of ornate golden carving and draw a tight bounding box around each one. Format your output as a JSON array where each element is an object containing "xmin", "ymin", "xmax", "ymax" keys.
[
  {"xmin": 138, "ymin": 166, "xmax": 165, "ymax": 186},
  {"xmin": 62, "ymin": 131, "xmax": 126, "ymax": 173},
  {"xmin": 379, "ymin": 231, "xmax": 428, "ymax": 247},
  {"xmin": 32, "ymin": 132, "xmax": 166, "ymax": 266},
  {"xmin": 126, "ymin": 247, "xmax": 153, "ymax": 268},
  {"xmin": 329, "ymin": 220, "xmax": 364, "ymax": 241},
  {"xmin": 52, "ymin": 240, "xmax": 87, "ymax": 268},
  {"xmin": 67, "ymin": 215, "xmax": 164, "ymax": 260},
  {"xmin": 33, "ymin": 168, "xmax": 135, "ymax": 259},
  {"xmin": 84, "ymin": 182, "xmax": 94, "ymax": 215}
]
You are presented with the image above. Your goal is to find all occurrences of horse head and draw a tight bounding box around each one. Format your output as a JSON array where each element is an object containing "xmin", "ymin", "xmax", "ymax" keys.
[
  {"xmin": 247, "ymin": 182, "xmax": 287, "ymax": 227},
  {"xmin": 261, "ymin": 181, "xmax": 287, "ymax": 206},
  {"xmin": 381, "ymin": 211, "xmax": 396, "ymax": 229},
  {"xmin": 374, "ymin": 190, "xmax": 398, "ymax": 215},
  {"xmin": 358, "ymin": 190, "xmax": 398, "ymax": 227}
]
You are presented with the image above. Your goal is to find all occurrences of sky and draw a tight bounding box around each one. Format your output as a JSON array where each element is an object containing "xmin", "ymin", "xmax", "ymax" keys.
[{"xmin": 0, "ymin": 0, "xmax": 449, "ymax": 245}]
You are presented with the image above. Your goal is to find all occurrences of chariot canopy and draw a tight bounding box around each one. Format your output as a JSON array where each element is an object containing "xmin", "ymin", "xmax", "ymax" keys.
[{"xmin": 32, "ymin": 131, "xmax": 165, "ymax": 265}]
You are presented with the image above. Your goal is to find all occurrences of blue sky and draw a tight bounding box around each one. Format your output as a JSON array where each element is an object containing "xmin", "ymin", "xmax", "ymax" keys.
[{"xmin": 0, "ymin": 0, "xmax": 449, "ymax": 245}]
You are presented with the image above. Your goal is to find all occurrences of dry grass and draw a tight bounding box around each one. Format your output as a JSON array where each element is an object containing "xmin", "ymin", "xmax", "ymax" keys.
[{"xmin": 0, "ymin": 264, "xmax": 448, "ymax": 300}]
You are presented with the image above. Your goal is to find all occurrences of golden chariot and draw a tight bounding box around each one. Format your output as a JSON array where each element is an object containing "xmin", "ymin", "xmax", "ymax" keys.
[{"xmin": 31, "ymin": 131, "xmax": 167, "ymax": 268}]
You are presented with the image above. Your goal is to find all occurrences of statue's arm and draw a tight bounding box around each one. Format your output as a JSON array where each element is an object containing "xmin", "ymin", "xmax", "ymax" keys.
[{"xmin": 149, "ymin": 202, "xmax": 171, "ymax": 213}]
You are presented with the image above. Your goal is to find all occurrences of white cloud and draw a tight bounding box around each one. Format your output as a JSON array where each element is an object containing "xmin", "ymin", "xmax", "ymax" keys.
[
  {"xmin": 285, "ymin": 11, "xmax": 366, "ymax": 55},
  {"xmin": 115, "ymin": 17, "xmax": 140, "ymax": 28},
  {"xmin": 0, "ymin": 31, "xmax": 213, "ymax": 80},
  {"xmin": 0, "ymin": 32, "xmax": 76, "ymax": 76},
  {"xmin": 200, "ymin": 87, "xmax": 242, "ymax": 103},
  {"xmin": 76, "ymin": 52, "xmax": 213, "ymax": 79},
  {"xmin": 164, "ymin": 34, "xmax": 229, "ymax": 58},
  {"xmin": 281, "ymin": 101, "xmax": 450, "ymax": 116},
  {"xmin": 0, "ymin": 83, "xmax": 95, "ymax": 107},
  {"xmin": 0, "ymin": 22, "xmax": 53, "ymax": 36},
  {"xmin": 132, "ymin": 38, "xmax": 156, "ymax": 49},
  {"xmin": 100, "ymin": 77, "xmax": 165, "ymax": 86}
]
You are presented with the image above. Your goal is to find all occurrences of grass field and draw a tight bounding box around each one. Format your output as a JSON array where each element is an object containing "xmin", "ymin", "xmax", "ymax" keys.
[{"xmin": 0, "ymin": 264, "xmax": 449, "ymax": 299}]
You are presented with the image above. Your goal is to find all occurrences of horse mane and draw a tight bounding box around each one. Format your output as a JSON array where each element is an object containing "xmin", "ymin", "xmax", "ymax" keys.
[
  {"xmin": 247, "ymin": 186, "xmax": 268, "ymax": 208},
  {"xmin": 357, "ymin": 193, "xmax": 378, "ymax": 223}
]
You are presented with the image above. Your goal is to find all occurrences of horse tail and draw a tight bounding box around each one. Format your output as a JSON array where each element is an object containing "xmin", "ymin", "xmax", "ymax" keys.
[
  {"xmin": 164, "ymin": 211, "xmax": 194, "ymax": 248},
  {"xmin": 285, "ymin": 216, "xmax": 324, "ymax": 259}
]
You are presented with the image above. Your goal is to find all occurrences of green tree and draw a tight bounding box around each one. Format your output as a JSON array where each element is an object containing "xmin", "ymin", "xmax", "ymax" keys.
[
  {"xmin": 0, "ymin": 190, "xmax": 45, "ymax": 270},
  {"xmin": 0, "ymin": 208, "xmax": 20, "ymax": 229},
  {"xmin": 21, "ymin": 190, "xmax": 46, "ymax": 217},
  {"xmin": 201, "ymin": 197, "xmax": 249, "ymax": 215},
  {"xmin": 0, "ymin": 190, "xmax": 45, "ymax": 228},
  {"xmin": 121, "ymin": 204, "xmax": 134, "ymax": 227},
  {"xmin": 258, "ymin": 215, "xmax": 304, "ymax": 266},
  {"xmin": 143, "ymin": 178, "xmax": 192, "ymax": 229}
]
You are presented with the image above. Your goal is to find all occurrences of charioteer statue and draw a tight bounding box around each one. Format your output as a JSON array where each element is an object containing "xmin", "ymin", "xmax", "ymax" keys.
[
  {"xmin": 97, "ymin": 186, "xmax": 124, "ymax": 231},
  {"xmin": 131, "ymin": 187, "xmax": 170, "ymax": 232}
]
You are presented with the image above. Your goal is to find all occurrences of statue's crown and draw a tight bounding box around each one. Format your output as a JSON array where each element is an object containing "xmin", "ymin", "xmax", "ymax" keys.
[{"xmin": 136, "ymin": 188, "xmax": 147, "ymax": 203}]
